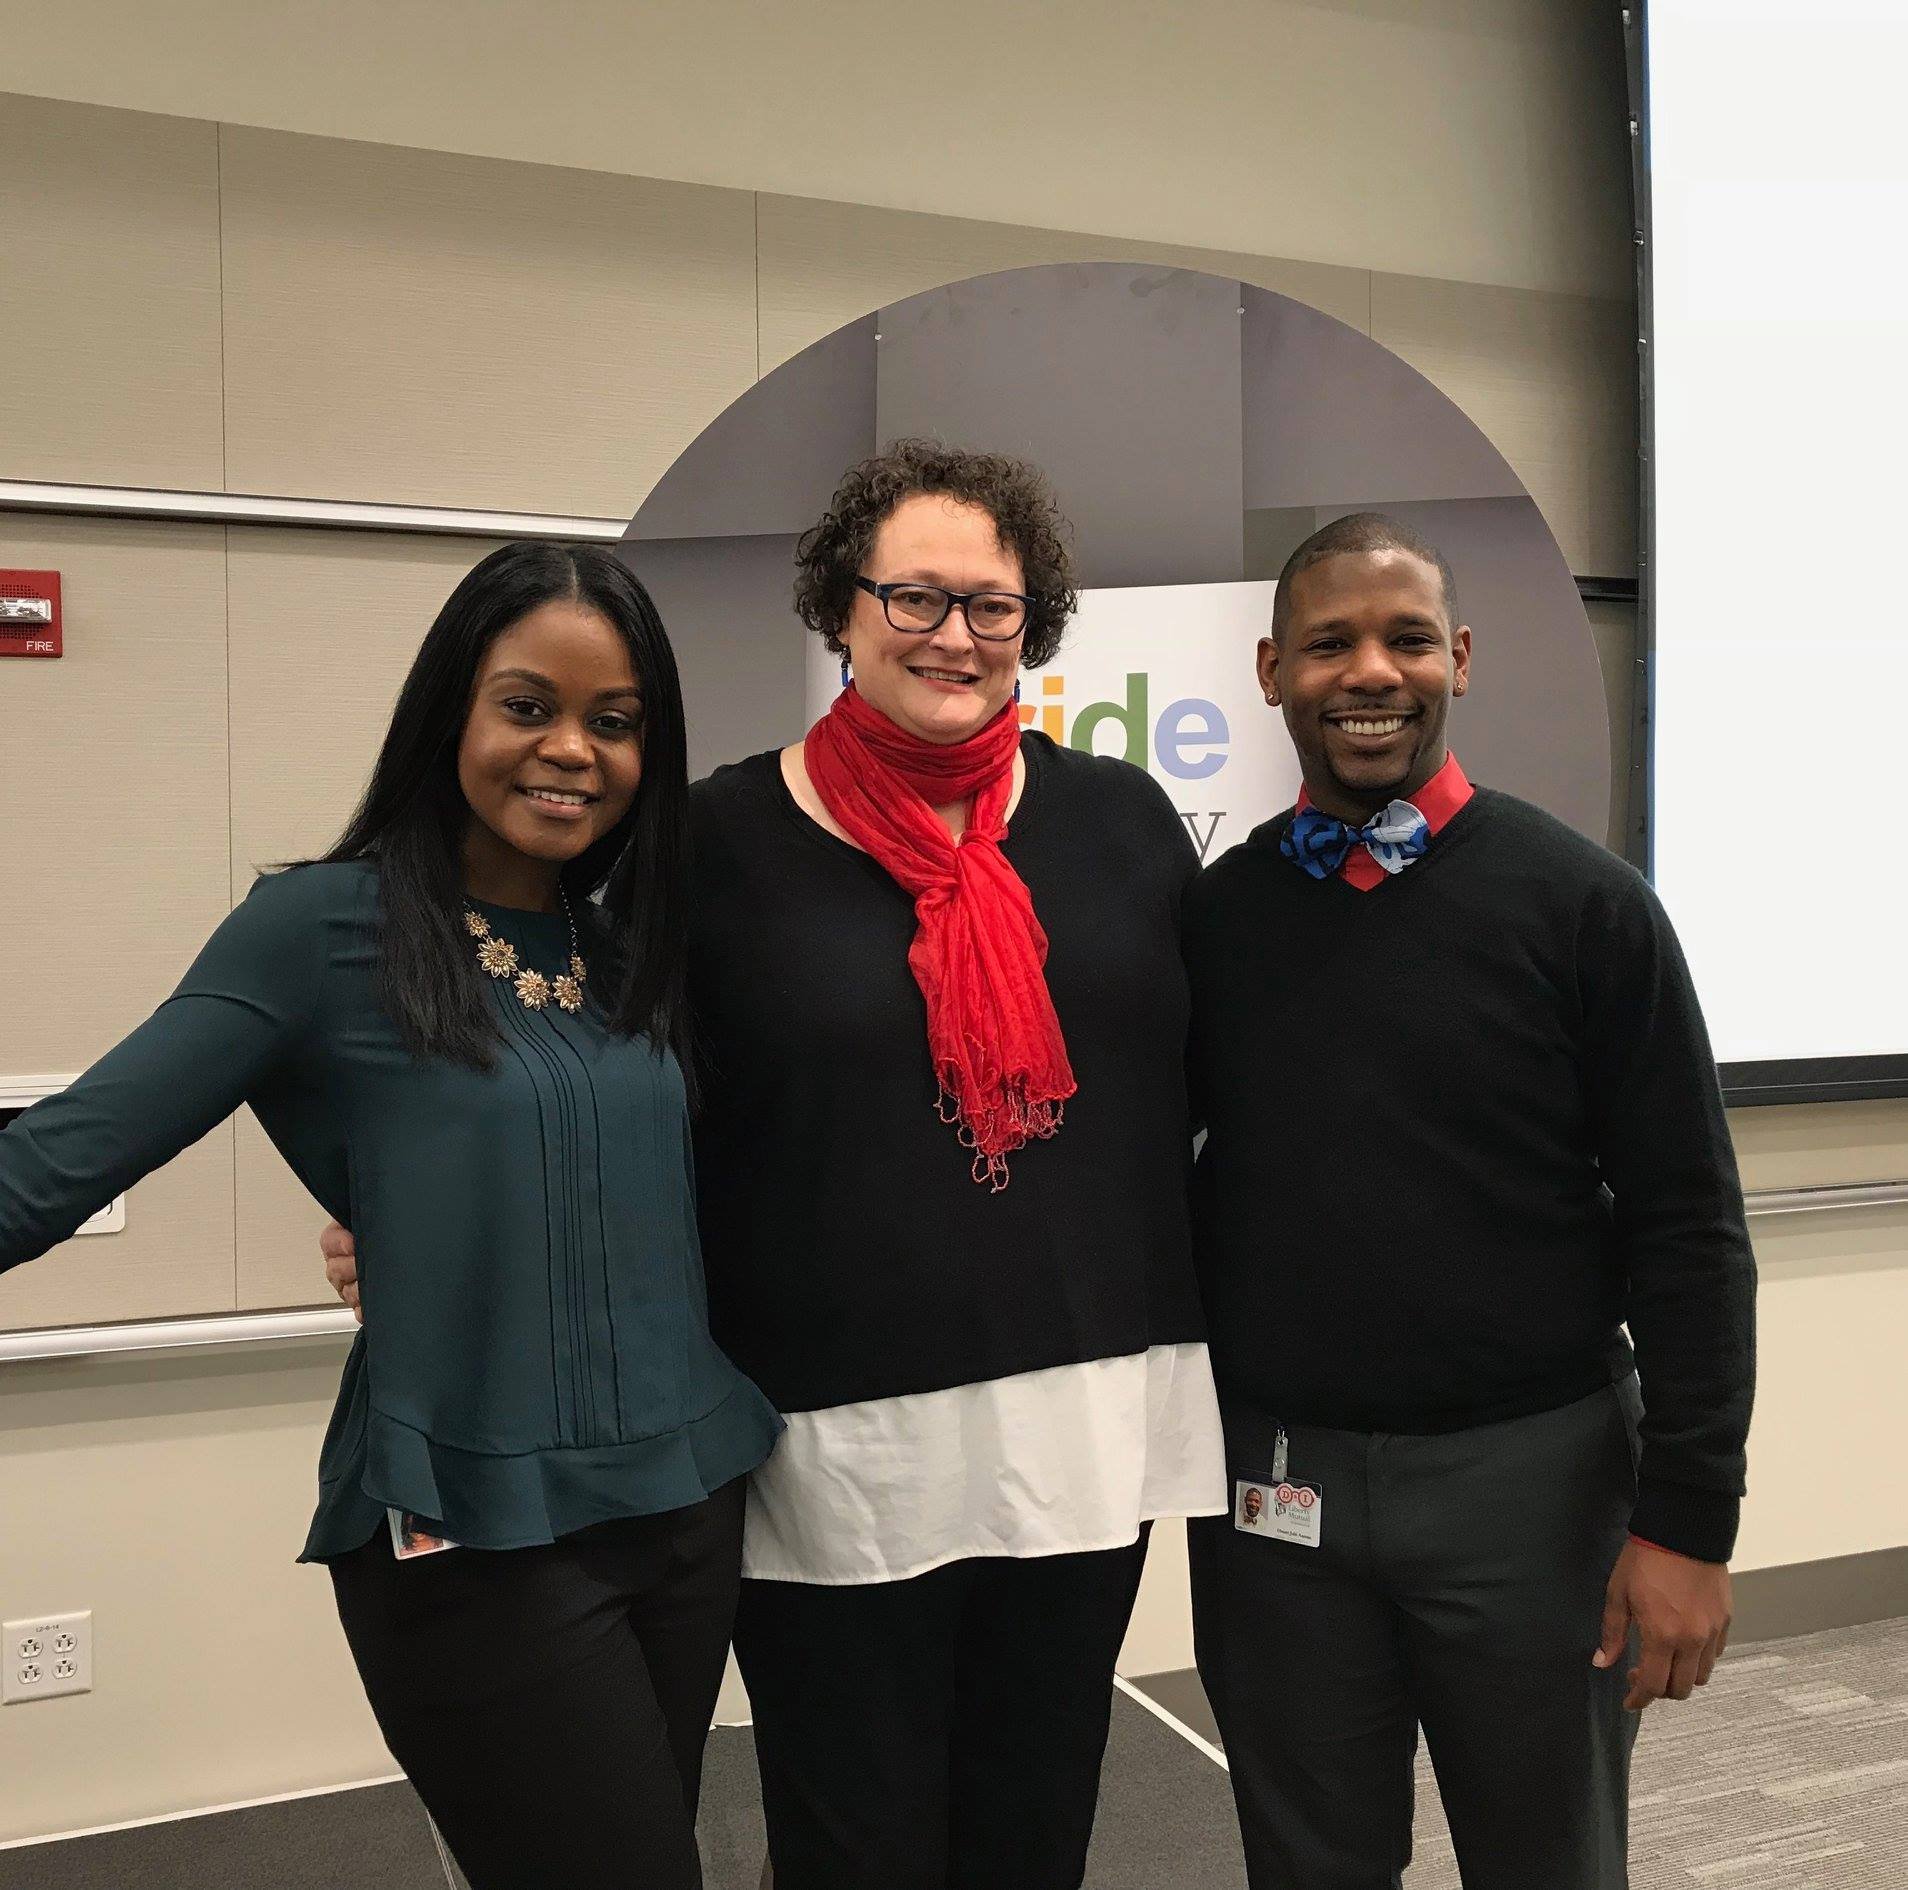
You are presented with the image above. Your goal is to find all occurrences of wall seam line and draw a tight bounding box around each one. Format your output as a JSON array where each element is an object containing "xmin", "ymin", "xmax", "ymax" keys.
[
  {"xmin": 224, "ymin": 520, "xmax": 240, "ymax": 1315},
  {"xmin": 215, "ymin": 123, "xmax": 229, "ymax": 491},
  {"xmin": 219, "ymin": 121, "xmax": 238, "ymax": 1323}
]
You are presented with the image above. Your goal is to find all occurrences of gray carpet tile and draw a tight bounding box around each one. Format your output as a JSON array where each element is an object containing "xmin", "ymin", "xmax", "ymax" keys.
[
  {"xmin": 9, "ymin": 1621, "xmax": 1903, "ymax": 1888},
  {"xmin": 1136, "ymin": 1619, "xmax": 1908, "ymax": 1890},
  {"xmin": 1403, "ymin": 1620, "xmax": 1908, "ymax": 1889},
  {"xmin": 0, "ymin": 1782, "xmax": 449, "ymax": 1890},
  {"xmin": 1622, "ymin": 1619, "xmax": 1908, "ymax": 1890},
  {"xmin": 1132, "ymin": 1666, "xmax": 1223, "ymax": 1749},
  {"xmin": 698, "ymin": 1726, "xmax": 771, "ymax": 1890},
  {"xmin": 1081, "ymin": 1693, "xmax": 1245, "ymax": 1889}
]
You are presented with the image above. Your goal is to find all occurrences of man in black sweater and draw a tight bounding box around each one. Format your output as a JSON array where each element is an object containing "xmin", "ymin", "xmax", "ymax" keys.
[{"xmin": 1183, "ymin": 513, "xmax": 1755, "ymax": 1889}]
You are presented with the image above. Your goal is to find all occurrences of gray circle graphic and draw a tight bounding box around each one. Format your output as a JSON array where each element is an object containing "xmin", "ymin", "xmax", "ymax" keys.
[{"xmin": 620, "ymin": 261, "xmax": 1607, "ymax": 840}]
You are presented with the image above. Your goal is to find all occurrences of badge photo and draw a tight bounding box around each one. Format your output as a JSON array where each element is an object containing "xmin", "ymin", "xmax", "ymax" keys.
[
  {"xmin": 387, "ymin": 1508, "xmax": 459, "ymax": 1560},
  {"xmin": 1235, "ymin": 1477, "xmax": 1274, "ymax": 1531}
]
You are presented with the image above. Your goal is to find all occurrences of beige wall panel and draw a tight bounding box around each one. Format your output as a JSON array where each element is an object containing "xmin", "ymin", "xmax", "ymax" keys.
[
  {"xmin": 1119, "ymin": 1516, "xmax": 1194, "ymax": 1677},
  {"xmin": 1729, "ymin": 1105, "xmax": 1908, "ymax": 1569},
  {"xmin": 0, "ymin": 516, "xmax": 234, "ymax": 1329},
  {"xmin": 225, "ymin": 527, "xmax": 505, "ymax": 1307},
  {"xmin": 1729, "ymin": 1100, "xmax": 1908, "ymax": 1193},
  {"xmin": 220, "ymin": 126, "xmax": 756, "ymax": 518},
  {"xmin": 224, "ymin": 529, "xmax": 503, "ymax": 886},
  {"xmin": 3, "ymin": 2, "xmax": 1632, "ymax": 299},
  {"xmin": 0, "ymin": 93, "xmax": 224, "ymax": 490},
  {"xmin": 1737, "ymin": 1213, "xmax": 1908, "ymax": 1571},
  {"xmin": 1517, "ymin": 22, "xmax": 1635, "ymax": 303},
  {"xmin": 757, "ymin": 193, "xmax": 1371, "ymax": 378},
  {"xmin": 0, "ymin": 1343, "xmax": 388, "ymax": 1840},
  {"xmin": 1369, "ymin": 271, "xmax": 1637, "ymax": 579}
]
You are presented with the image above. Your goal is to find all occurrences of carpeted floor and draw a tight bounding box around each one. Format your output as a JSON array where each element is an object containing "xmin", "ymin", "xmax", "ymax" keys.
[
  {"xmin": 1583, "ymin": 1619, "xmax": 1908, "ymax": 1890},
  {"xmin": 4, "ymin": 1619, "xmax": 1902, "ymax": 1888},
  {"xmin": 1396, "ymin": 1619, "xmax": 1908, "ymax": 1887},
  {"xmin": 1146, "ymin": 1619, "xmax": 1908, "ymax": 1890}
]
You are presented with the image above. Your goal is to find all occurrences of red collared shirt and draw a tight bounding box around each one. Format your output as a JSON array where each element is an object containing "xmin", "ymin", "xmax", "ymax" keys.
[{"xmin": 1294, "ymin": 752, "xmax": 1474, "ymax": 889}]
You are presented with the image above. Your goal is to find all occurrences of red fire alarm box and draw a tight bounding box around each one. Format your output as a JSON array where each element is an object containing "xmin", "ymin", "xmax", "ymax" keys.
[{"xmin": 0, "ymin": 570, "xmax": 62, "ymax": 658}]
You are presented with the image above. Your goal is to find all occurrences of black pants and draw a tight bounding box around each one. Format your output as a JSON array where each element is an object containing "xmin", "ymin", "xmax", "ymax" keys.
[
  {"xmin": 735, "ymin": 1532, "xmax": 1150, "ymax": 1890},
  {"xmin": 330, "ymin": 1480, "xmax": 746, "ymax": 1890},
  {"xmin": 1189, "ymin": 1381, "xmax": 1642, "ymax": 1890}
]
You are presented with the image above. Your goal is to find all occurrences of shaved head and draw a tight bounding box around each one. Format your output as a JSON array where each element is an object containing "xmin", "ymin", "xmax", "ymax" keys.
[{"xmin": 1270, "ymin": 513, "xmax": 1458, "ymax": 645}]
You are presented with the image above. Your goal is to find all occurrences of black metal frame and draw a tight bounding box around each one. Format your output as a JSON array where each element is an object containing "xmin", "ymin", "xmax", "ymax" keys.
[
  {"xmin": 1621, "ymin": 1, "xmax": 1908, "ymax": 1107},
  {"xmin": 852, "ymin": 575, "xmax": 1033, "ymax": 641}
]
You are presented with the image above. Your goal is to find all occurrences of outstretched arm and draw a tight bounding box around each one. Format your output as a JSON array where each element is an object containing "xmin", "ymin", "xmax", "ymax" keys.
[{"xmin": 1, "ymin": 873, "xmax": 321, "ymax": 1271}]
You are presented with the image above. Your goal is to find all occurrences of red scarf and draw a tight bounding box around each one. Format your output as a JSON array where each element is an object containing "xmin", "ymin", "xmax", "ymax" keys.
[{"xmin": 804, "ymin": 686, "xmax": 1075, "ymax": 1189}]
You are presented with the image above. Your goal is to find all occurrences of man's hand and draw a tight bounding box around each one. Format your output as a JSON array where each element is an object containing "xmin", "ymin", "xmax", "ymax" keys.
[
  {"xmin": 321, "ymin": 1221, "xmax": 362, "ymax": 1324},
  {"xmin": 1594, "ymin": 1538, "xmax": 1731, "ymax": 1711}
]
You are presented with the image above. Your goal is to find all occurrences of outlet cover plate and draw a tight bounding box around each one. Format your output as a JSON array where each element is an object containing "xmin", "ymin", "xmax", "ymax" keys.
[{"xmin": 4, "ymin": 1611, "xmax": 92, "ymax": 1703}]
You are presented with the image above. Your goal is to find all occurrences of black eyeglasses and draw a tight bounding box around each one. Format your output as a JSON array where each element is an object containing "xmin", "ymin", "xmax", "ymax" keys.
[{"xmin": 854, "ymin": 576, "xmax": 1033, "ymax": 642}]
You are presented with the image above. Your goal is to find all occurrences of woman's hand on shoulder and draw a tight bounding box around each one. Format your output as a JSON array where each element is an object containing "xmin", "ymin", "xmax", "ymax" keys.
[{"xmin": 320, "ymin": 1220, "xmax": 361, "ymax": 1323}]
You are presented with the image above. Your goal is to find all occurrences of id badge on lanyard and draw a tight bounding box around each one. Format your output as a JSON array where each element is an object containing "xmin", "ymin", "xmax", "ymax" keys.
[{"xmin": 1233, "ymin": 1427, "xmax": 1323, "ymax": 1548}]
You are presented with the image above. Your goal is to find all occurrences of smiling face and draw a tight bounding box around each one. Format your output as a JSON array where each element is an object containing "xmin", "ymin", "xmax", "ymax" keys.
[
  {"xmin": 840, "ymin": 491, "xmax": 1025, "ymax": 745},
  {"xmin": 1259, "ymin": 548, "xmax": 1471, "ymax": 822},
  {"xmin": 457, "ymin": 598, "xmax": 644, "ymax": 908}
]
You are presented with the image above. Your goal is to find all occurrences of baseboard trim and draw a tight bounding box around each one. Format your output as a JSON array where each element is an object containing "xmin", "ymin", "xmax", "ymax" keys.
[
  {"xmin": 1730, "ymin": 1545, "xmax": 1908, "ymax": 1642},
  {"xmin": 1125, "ymin": 1666, "xmax": 1224, "ymax": 1751},
  {"xmin": 0, "ymin": 1772, "xmax": 406, "ymax": 1852}
]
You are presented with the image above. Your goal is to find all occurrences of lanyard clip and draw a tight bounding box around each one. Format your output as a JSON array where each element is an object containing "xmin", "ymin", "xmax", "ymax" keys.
[{"xmin": 1272, "ymin": 1427, "xmax": 1289, "ymax": 1482}]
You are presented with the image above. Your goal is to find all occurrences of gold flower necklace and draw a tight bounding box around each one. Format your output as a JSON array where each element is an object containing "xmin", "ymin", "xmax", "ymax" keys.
[{"xmin": 463, "ymin": 890, "xmax": 588, "ymax": 1014}]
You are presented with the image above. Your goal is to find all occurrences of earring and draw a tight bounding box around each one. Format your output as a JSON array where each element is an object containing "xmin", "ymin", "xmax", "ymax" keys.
[
  {"xmin": 1013, "ymin": 676, "xmax": 1022, "ymax": 704},
  {"xmin": 840, "ymin": 653, "xmax": 851, "ymax": 687}
]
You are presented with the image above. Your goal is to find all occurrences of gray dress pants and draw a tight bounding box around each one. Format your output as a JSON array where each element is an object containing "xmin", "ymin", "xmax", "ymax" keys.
[{"xmin": 1188, "ymin": 1378, "xmax": 1643, "ymax": 1890}]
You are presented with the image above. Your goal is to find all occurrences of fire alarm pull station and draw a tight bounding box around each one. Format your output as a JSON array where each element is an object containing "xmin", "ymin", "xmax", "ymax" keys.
[{"xmin": 0, "ymin": 571, "xmax": 62, "ymax": 657}]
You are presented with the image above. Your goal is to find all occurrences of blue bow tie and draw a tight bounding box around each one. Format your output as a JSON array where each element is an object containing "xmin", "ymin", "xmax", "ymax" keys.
[{"xmin": 1281, "ymin": 801, "xmax": 1431, "ymax": 880}]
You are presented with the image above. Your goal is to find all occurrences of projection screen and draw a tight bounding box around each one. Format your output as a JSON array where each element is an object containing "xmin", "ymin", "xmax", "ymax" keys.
[{"xmin": 1634, "ymin": 0, "xmax": 1908, "ymax": 1102}]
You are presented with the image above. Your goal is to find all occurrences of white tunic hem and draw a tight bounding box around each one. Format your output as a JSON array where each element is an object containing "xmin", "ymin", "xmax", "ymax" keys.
[{"xmin": 740, "ymin": 1341, "xmax": 1228, "ymax": 1587}]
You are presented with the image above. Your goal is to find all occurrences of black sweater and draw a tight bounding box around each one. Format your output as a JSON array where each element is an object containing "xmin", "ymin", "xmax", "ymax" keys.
[
  {"xmin": 687, "ymin": 735, "xmax": 1207, "ymax": 1416},
  {"xmin": 1184, "ymin": 787, "xmax": 1756, "ymax": 1563}
]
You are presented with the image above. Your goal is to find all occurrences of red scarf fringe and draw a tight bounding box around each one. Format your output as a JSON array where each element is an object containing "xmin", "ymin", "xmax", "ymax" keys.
[{"xmin": 804, "ymin": 686, "xmax": 1076, "ymax": 1189}]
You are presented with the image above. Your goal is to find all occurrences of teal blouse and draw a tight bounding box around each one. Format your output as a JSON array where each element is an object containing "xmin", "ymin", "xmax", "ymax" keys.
[{"xmin": 0, "ymin": 860, "xmax": 782, "ymax": 1560}]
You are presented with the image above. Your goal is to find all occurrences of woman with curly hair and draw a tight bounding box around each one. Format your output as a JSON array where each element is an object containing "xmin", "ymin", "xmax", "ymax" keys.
[
  {"xmin": 692, "ymin": 440, "xmax": 1225, "ymax": 1887},
  {"xmin": 327, "ymin": 444, "xmax": 1226, "ymax": 1886}
]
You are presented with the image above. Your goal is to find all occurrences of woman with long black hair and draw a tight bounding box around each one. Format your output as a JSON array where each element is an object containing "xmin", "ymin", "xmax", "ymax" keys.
[{"xmin": 0, "ymin": 542, "xmax": 782, "ymax": 1890}]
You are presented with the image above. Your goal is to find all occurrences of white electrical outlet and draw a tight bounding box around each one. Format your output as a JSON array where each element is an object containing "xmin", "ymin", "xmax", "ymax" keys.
[{"xmin": 3, "ymin": 1612, "xmax": 92, "ymax": 1703}]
